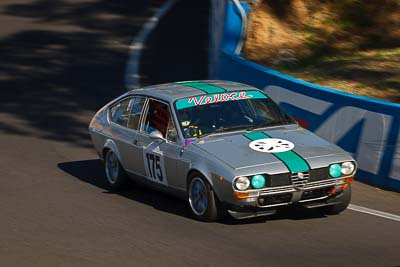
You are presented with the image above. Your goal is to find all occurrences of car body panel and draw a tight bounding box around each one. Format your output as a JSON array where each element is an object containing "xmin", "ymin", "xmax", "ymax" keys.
[{"xmin": 89, "ymin": 80, "xmax": 357, "ymax": 218}]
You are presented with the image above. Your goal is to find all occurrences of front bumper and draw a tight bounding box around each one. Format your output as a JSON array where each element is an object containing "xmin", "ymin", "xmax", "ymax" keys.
[{"xmin": 225, "ymin": 178, "xmax": 351, "ymax": 219}]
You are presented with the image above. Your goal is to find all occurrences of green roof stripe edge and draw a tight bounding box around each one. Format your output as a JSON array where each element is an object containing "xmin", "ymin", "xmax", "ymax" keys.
[{"xmin": 176, "ymin": 81, "xmax": 226, "ymax": 94}]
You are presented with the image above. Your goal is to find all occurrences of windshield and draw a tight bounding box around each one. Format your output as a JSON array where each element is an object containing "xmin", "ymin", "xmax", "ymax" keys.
[{"xmin": 174, "ymin": 90, "xmax": 295, "ymax": 138}]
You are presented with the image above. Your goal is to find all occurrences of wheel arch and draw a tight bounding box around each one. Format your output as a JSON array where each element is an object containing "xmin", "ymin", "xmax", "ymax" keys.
[
  {"xmin": 186, "ymin": 168, "xmax": 215, "ymax": 188},
  {"xmin": 102, "ymin": 139, "xmax": 122, "ymax": 162},
  {"xmin": 186, "ymin": 167, "xmax": 225, "ymax": 202},
  {"xmin": 184, "ymin": 156, "xmax": 234, "ymax": 203}
]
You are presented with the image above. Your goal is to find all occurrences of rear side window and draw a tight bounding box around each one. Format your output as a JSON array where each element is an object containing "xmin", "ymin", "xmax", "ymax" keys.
[
  {"xmin": 110, "ymin": 98, "xmax": 131, "ymax": 127},
  {"xmin": 110, "ymin": 96, "xmax": 146, "ymax": 129}
]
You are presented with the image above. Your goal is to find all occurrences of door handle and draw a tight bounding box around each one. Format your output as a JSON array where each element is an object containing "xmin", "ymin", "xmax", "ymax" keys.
[{"xmin": 132, "ymin": 139, "xmax": 139, "ymax": 146}]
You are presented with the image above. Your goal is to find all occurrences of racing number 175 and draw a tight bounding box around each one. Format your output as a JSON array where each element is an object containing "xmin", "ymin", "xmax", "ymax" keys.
[{"xmin": 145, "ymin": 153, "xmax": 163, "ymax": 182}]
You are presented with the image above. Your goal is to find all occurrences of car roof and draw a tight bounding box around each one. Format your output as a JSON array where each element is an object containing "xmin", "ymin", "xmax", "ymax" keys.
[{"xmin": 125, "ymin": 80, "xmax": 262, "ymax": 103}]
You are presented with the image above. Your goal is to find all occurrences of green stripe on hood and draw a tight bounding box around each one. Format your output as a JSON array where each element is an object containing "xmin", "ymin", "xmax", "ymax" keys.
[
  {"xmin": 176, "ymin": 81, "xmax": 226, "ymax": 94},
  {"xmin": 244, "ymin": 132, "xmax": 310, "ymax": 173}
]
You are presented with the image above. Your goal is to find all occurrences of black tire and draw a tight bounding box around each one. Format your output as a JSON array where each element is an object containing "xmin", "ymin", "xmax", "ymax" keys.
[
  {"xmin": 104, "ymin": 149, "xmax": 128, "ymax": 190},
  {"xmin": 322, "ymin": 184, "xmax": 352, "ymax": 215},
  {"xmin": 187, "ymin": 172, "xmax": 224, "ymax": 222}
]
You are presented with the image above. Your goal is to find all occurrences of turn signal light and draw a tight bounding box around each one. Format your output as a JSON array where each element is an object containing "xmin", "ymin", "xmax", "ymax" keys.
[
  {"xmin": 234, "ymin": 192, "xmax": 249, "ymax": 199},
  {"xmin": 340, "ymin": 177, "xmax": 354, "ymax": 190},
  {"xmin": 344, "ymin": 177, "xmax": 354, "ymax": 183}
]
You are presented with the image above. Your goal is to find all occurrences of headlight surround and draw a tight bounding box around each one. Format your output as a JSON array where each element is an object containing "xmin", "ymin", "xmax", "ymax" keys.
[
  {"xmin": 329, "ymin": 163, "xmax": 342, "ymax": 178},
  {"xmin": 251, "ymin": 174, "xmax": 266, "ymax": 189},
  {"xmin": 341, "ymin": 161, "xmax": 355, "ymax": 175},
  {"xmin": 234, "ymin": 176, "xmax": 250, "ymax": 191}
]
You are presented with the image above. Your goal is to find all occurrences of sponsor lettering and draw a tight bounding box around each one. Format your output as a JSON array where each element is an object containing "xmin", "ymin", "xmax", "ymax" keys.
[{"xmin": 188, "ymin": 91, "xmax": 252, "ymax": 107}]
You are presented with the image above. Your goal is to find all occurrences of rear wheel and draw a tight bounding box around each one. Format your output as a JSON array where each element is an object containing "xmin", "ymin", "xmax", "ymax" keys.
[
  {"xmin": 104, "ymin": 149, "xmax": 128, "ymax": 190},
  {"xmin": 188, "ymin": 172, "xmax": 224, "ymax": 222},
  {"xmin": 321, "ymin": 184, "xmax": 351, "ymax": 215}
]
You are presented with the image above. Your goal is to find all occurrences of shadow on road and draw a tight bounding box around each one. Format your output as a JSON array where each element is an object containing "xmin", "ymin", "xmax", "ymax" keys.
[
  {"xmin": 58, "ymin": 159, "xmax": 192, "ymax": 219},
  {"xmin": 58, "ymin": 159, "xmax": 327, "ymax": 224},
  {"xmin": 224, "ymin": 206, "xmax": 327, "ymax": 225},
  {"xmin": 0, "ymin": 0, "xmax": 154, "ymax": 147},
  {"xmin": 1, "ymin": 0, "xmax": 210, "ymax": 147}
]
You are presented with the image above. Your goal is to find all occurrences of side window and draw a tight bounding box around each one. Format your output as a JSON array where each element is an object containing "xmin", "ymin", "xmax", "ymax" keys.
[
  {"xmin": 127, "ymin": 97, "xmax": 146, "ymax": 130},
  {"xmin": 143, "ymin": 100, "xmax": 178, "ymax": 142},
  {"xmin": 110, "ymin": 98, "xmax": 131, "ymax": 127},
  {"xmin": 166, "ymin": 117, "xmax": 178, "ymax": 143}
]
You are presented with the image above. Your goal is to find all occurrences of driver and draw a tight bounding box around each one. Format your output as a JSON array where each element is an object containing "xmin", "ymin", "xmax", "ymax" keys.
[{"xmin": 179, "ymin": 108, "xmax": 203, "ymax": 138}]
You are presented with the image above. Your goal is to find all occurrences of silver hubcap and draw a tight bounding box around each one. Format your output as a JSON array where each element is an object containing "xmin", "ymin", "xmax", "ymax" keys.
[
  {"xmin": 105, "ymin": 151, "xmax": 119, "ymax": 184},
  {"xmin": 189, "ymin": 178, "xmax": 208, "ymax": 216}
]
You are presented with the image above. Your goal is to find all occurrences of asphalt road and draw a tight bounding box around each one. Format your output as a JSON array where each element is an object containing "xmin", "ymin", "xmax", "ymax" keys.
[{"xmin": 0, "ymin": 1, "xmax": 399, "ymax": 266}]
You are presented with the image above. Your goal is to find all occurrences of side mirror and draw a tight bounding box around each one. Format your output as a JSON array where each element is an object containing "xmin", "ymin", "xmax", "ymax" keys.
[{"xmin": 149, "ymin": 130, "xmax": 166, "ymax": 141}]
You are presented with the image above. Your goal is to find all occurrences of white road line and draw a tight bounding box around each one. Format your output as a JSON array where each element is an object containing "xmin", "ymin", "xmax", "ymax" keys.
[
  {"xmin": 125, "ymin": 0, "xmax": 178, "ymax": 89},
  {"xmin": 348, "ymin": 204, "xmax": 400, "ymax": 222}
]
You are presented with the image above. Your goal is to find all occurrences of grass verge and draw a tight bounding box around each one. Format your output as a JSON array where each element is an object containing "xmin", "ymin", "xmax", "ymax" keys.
[{"xmin": 244, "ymin": 0, "xmax": 400, "ymax": 103}]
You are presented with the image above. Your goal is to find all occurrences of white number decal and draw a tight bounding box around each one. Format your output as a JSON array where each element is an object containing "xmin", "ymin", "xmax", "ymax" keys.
[
  {"xmin": 145, "ymin": 153, "xmax": 163, "ymax": 181},
  {"xmin": 143, "ymin": 147, "xmax": 167, "ymax": 185}
]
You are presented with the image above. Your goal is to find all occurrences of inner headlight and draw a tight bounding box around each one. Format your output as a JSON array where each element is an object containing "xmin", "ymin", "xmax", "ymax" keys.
[
  {"xmin": 329, "ymin": 164, "xmax": 342, "ymax": 178},
  {"xmin": 251, "ymin": 174, "xmax": 266, "ymax": 189},
  {"xmin": 341, "ymin": 161, "xmax": 355, "ymax": 175},
  {"xmin": 235, "ymin": 176, "xmax": 250, "ymax": 191}
]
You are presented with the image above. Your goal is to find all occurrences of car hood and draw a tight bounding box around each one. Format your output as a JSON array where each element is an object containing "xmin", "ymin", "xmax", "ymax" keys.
[{"xmin": 193, "ymin": 125, "xmax": 347, "ymax": 170}]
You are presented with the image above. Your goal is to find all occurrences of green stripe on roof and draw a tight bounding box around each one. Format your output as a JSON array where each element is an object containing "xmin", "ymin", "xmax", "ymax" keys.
[
  {"xmin": 244, "ymin": 132, "xmax": 310, "ymax": 173},
  {"xmin": 177, "ymin": 81, "xmax": 226, "ymax": 94}
]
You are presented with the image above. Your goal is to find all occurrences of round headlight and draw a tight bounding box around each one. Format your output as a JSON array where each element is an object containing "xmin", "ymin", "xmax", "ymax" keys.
[
  {"xmin": 341, "ymin": 162, "xmax": 355, "ymax": 175},
  {"xmin": 329, "ymin": 164, "xmax": 342, "ymax": 178},
  {"xmin": 251, "ymin": 174, "xmax": 266, "ymax": 189},
  {"xmin": 235, "ymin": 176, "xmax": 250, "ymax": 190}
]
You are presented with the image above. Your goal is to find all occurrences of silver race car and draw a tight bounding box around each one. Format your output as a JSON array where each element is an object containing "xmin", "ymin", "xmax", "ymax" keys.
[{"xmin": 89, "ymin": 81, "xmax": 357, "ymax": 221}]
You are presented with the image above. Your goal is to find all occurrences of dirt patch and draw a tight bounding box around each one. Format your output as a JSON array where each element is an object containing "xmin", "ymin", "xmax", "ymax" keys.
[{"xmin": 244, "ymin": 0, "xmax": 400, "ymax": 103}]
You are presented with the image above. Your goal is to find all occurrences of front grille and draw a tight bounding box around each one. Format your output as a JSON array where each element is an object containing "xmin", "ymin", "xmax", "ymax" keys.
[
  {"xmin": 309, "ymin": 167, "xmax": 329, "ymax": 182},
  {"xmin": 266, "ymin": 173, "xmax": 291, "ymax": 187},
  {"xmin": 260, "ymin": 186, "xmax": 296, "ymax": 195},
  {"xmin": 304, "ymin": 179, "xmax": 336, "ymax": 189},
  {"xmin": 291, "ymin": 172, "xmax": 310, "ymax": 188},
  {"xmin": 252, "ymin": 168, "xmax": 328, "ymax": 190}
]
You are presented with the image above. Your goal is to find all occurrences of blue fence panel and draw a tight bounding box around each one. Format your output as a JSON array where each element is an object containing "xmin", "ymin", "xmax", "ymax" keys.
[{"xmin": 216, "ymin": 2, "xmax": 400, "ymax": 191}]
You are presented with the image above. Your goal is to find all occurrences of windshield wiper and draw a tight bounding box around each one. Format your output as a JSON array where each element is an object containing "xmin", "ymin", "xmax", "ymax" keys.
[
  {"xmin": 200, "ymin": 124, "xmax": 253, "ymax": 138},
  {"xmin": 248, "ymin": 122, "xmax": 274, "ymax": 131},
  {"xmin": 199, "ymin": 121, "xmax": 293, "ymax": 138}
]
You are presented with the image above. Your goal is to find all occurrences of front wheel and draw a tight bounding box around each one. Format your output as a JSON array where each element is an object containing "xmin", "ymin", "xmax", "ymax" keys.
[
  {"xmin": 188, "ymin": 173, "xmax": 224, "ymax": 222},
  {"xmin": 104, "ymin": 149, "xmax": 128, "ymax": 190}
]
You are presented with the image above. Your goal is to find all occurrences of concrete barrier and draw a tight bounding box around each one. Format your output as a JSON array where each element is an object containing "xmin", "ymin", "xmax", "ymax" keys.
[{"xmin": 214, "ymin": 2, "xmax": 400, "ymax": 191}]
